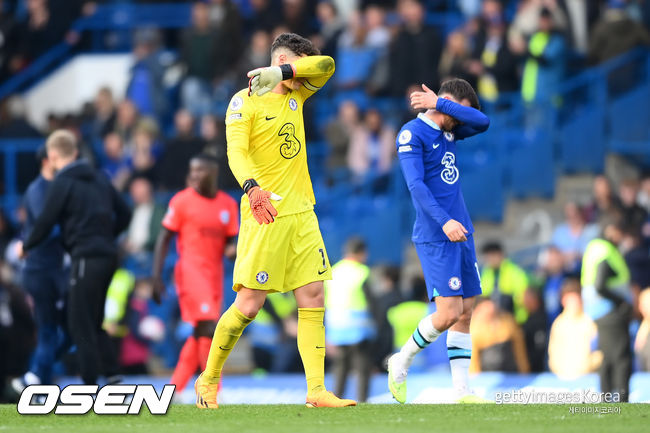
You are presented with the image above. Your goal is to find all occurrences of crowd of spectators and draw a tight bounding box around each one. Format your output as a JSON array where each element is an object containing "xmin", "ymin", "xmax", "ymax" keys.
[
  {"xmin": 467, "ymin": 174, "xmax": 650, "ymax": 381},
  {"xmin": 1, "ymin": 0, "xmax": 649, "ymax": 193},
  {"xmin": 1, "ymin": 0, "xmax": 650, "ymax": 398}
]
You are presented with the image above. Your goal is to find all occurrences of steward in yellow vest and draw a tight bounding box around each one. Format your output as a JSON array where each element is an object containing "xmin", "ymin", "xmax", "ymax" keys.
[
  {"xmin": 324, "ymin": 237, "xmax": 375, "ymax": 402},
  {"xmin": 480, "ymin": 242, "xmax": 529, "ymax": 324},
  {"xmin": 581, "ymin": 221, "xmax": 632, "ymax": 402}
]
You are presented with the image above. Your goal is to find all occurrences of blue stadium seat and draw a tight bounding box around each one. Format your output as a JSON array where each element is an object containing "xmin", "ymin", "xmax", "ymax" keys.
[
  {"xmin": 503, "ymin": 129, "xmax": 556, "ymax": 199},
  {"xmin": 559, "ymin": 105, "xmax": 606, "ymax": 173},
  {"xmin": 608, "ymin": 83, "xmax": 650, "ymax": 160}
]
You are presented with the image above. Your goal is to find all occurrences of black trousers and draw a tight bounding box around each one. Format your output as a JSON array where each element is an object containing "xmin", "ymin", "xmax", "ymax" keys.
[
  {"xmin": 67, "ymin": 256, "xmax": 119, "ymax": 385},
  {"xmin": 595, "ymin": 303, "xmax": 632, "ymax": 402},
  {"xmin": 333, "ymin": 340, "xmax": 373, "ymax": 402}
]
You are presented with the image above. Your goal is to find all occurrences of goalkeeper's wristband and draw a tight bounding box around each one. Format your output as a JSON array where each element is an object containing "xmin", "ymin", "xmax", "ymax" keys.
[
  {"xmin": 242, "ymin": 178, "xmax": 259, "ymax": 195},
  {"xmin": 279, "ymin": 64, "xmax": 295, "ymax": 81}
]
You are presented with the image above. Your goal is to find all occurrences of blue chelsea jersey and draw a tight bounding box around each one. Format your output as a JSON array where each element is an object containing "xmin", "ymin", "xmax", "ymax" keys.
[{"xmin": 396, "ymin": 113, "xmax": 474, "ymax": 243}]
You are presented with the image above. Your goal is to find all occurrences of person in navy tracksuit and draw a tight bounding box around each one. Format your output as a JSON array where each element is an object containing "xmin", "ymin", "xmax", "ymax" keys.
[{"xmin": 13, "ymin": 147, "xmax": 69, "ymax": 391}]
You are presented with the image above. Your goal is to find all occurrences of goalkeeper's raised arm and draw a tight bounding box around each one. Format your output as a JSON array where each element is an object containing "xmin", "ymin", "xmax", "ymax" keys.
[
  {"xmin": 225, "ymin": 34, "xmax": 335, "ymax": 225},
  {"xmin": 247, "ymin": 54, "xmax": 335, "ymax": 97}
]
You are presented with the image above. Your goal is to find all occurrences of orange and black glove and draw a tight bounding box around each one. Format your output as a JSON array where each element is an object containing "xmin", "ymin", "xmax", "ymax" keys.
[{"xmin": 244, "ymin": 179, "xmax": 279, "ymax": 224}]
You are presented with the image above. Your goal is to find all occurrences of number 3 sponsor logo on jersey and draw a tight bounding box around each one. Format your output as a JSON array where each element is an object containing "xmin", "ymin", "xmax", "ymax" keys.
[
  {"xmin": 441, "ymin": 151, "xmax": 459, "ymax": 185},
  {"xmin": 278, "ymin": 122, "xmax": 301, "ymax": 159}
]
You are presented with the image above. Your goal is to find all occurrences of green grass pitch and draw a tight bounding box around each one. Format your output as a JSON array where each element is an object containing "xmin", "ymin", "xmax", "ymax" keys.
[{"xmin": 2, "ymin": 404, "xmax": 649, "ymax": 433}]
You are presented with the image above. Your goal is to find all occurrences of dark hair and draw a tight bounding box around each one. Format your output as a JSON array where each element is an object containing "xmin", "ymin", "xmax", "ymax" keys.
[
  {"xmin": 438, "ymin": 78, "xmax": 480, "ymax": 110},
  {"xmin": 381, "ymin": 265, "xmax": 401, "ymax": 286},
  {"xmin": 411, "ymin": 276, "xmax": 429, "ymax": 302},
  {"xmin": 36, "ymin": 145, "xmax": 47, "ymax": 162},
  {"xmin": 191, "ymin": 153, "xmax": 219, "ymax": 166},
  {"xmin": 560, "ymin": 277, "xmax": 581, "ymax": 297},
  {"xmin": 271, "ymin": 33, "xmax": 320, "ymax": 57},
  {"xmin": 481, "ymin": 241, "xmax": 503, "ymax": 254},
  {"xmin": 344, "ymin": 236, "xmax": 367, "ymax": 255}
]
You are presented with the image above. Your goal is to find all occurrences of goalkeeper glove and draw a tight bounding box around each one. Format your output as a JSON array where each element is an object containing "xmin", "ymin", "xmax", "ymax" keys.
[
  {"xmin": 247, "ymin": 186, "xmax": 280, "ymax": 224},
  {"xmin": 247, "ymin": 64, "xmax": 295, "ymax": 96}
]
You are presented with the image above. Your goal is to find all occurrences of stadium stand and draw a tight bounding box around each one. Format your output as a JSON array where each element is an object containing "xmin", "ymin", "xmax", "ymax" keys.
[{"xmin": 1, "ymin": 0, "xmax": 650, "ymax": 403}]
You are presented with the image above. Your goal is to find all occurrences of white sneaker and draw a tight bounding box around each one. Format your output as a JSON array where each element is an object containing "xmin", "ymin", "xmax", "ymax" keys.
[{"xmin": 11, "ymin": 371, "xmax": 41, "ymax": 394}]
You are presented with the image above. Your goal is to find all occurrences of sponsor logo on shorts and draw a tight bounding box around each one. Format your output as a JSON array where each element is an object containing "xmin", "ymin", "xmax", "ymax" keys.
[
  {"xmin": 448, "ymin": 277, "xmax": 462, "ymax": 291},
  {"xmin": 256, "ymin": 271, "xmax": 269, "ymax": 284},
  {"xmin": 289, "ymin": 98, "xmax": 298, "ymax": 111}
]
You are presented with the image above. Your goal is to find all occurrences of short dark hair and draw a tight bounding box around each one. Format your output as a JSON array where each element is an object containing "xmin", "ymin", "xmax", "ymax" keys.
[
  {"xmin": 560, "ymin": 277, "xmax": 581, "ymax": 297},
  {"xmin": 191, "ymin": 153, "xmax": 219, "ymax": 166},
  {"xmin": 438, "ymin": 78, "xmax": 480, "ymax": 110},
  {"xmin": 381, "ymin": 265, "xmax": 401, "ymax": 286},
  {"xmin": 271, "ymin": 33, "xmax": 320, "ymax": 57},
  {"xmin": 344, "ymin": 236, "xmax": 367, "ymax": 255},
  {"xmin": 481, "ymin": 241, "xmax": 503, "ymax": 255}
]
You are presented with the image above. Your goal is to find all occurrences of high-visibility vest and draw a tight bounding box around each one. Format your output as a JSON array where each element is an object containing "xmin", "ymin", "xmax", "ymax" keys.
[
  {"xmin": 248, "ymin": 292, "xmax": 296, "ymax": 348},
  {"xmin": 481, "ymin": 259, "xmax": 529, "ymax": 324},
  {"xmin": 387, "ymin": 301, "xmax": 429, "ymax": 349},
  {"xmin": 522, "ymin": 31, "xmax": 550, "ymax": 102},
  {"xmin": 256, "ymin": 292, "xmax": 296, "ymax": 324},
  {"xmin": 324, "ymin": 259, "xmax": 374, "ymax": 345},
  {"xmin": 581, "ymin": 238, "xmax": 630, "ymax": 320},
  {"xmin": 103, "ymin": 268, "xmax": 135, "ymax": 337}
]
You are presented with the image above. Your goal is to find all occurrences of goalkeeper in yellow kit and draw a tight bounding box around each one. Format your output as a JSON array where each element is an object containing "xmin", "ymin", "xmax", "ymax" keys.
[{"xmin": 194, "ymin": 33, "xmax": 356, "ymax": 409}]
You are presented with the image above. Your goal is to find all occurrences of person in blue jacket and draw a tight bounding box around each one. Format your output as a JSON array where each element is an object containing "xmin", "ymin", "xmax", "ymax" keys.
[{"xmin": 13, "ymin": 146, "xmax": 69, "ymax": 392}]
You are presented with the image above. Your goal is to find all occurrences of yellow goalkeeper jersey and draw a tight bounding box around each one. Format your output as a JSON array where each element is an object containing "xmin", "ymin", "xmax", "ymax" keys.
[
  {"xmin": 226, "ymin": 88, "xmax": 313, "ymax": 219},
  {"xmin": 225, "ymin": 56, "xmax": 334, "ymax": 221}
]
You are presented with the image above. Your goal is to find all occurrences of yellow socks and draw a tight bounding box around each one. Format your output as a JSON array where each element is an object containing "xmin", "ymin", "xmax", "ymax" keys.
[
  {"xmin": 204, "ymin": 304, "xmax": 325, "ymax": 395},
  {"xmin": 297, "ymin": 308, "xmax": 326, "ymax": 394},
  {"xmin": 204, "ymin": 305, "xmax": 253, "ymax": 381}
]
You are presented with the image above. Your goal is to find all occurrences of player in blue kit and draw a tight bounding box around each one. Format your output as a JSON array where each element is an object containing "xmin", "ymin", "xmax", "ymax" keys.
[{"xmin": 387, "ymin": 78, "xmax": 491, "ymax": 404}]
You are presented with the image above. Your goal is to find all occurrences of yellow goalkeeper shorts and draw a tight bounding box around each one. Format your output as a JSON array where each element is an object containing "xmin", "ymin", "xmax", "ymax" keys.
[{"xmin": 233, "ymin": 210, "xmax": 332, "ymax": 293}]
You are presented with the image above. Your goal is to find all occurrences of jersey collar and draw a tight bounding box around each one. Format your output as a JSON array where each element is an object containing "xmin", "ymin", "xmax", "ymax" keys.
[{"xmin": 417, "ymin": 113, "xmax": 441, "ymax": 131}]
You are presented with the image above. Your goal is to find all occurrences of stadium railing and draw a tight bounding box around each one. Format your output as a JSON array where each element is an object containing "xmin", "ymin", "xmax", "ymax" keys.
[
  {"xmin": 313, "ymin": 48, "xmax": 650, "ymax": 263},
  {"xmin": 0, "ymin": 3, "xmax": 192, "ymax": 100},
  {"xmin": 0, "ymin": 139, "xmax": 43, "ymax": 213},
  {"xmin": 1, "ymin": 0, "xmax": 648, "ymax": 264},
  {"xmin": 0, "ymin": 1, "xmax": 469, "ymax": 101}
]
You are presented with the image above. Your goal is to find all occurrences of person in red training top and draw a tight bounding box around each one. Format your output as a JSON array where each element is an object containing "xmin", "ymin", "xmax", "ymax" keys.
[{"xmin": 152, "ymin": 153, "xmax": 239, "ymax": 394}]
